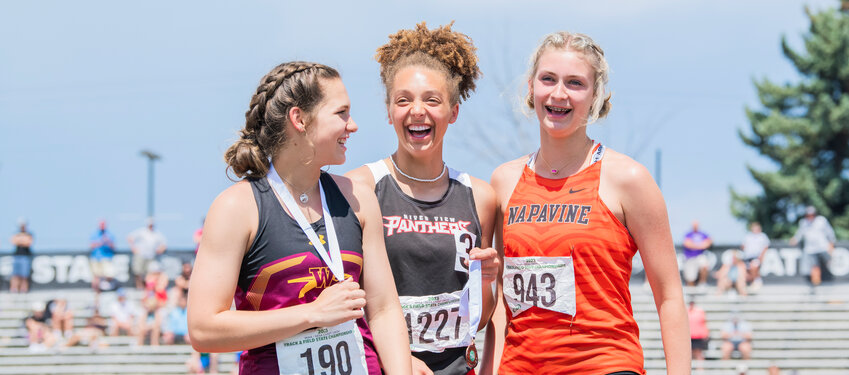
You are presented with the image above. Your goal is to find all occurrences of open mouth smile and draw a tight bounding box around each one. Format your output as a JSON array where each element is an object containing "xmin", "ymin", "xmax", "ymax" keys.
[{"xmin": 407, "ymin": 124, "xmax": 433, "ymax": 139}]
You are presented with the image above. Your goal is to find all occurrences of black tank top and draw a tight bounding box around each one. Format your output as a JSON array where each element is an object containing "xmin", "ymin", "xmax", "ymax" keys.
[
  {"xmin": 13, "ymin": 232, "xmax": 32, "ymax": 256},
  {"xmin": 367, "ymin": 160, "xmax": 482, "ymax": 374},
  {"xmin": 233, "ymin": 173, "xmax": 380, "ymax": 374}
]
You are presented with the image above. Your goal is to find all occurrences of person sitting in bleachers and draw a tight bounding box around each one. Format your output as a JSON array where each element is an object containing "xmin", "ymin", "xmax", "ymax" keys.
[
  {"xmin": 721, "ymin": 311, "xmax": 753, "ymax": 360},
  {"xmin": 162, "ymin": 290, "xmax": 189, "ymax": 345},
  {"xmin": 715, "ymin": 250, "xmax": 748, "ymax": 297},
  {"xmin": 137, "ymin": 262, "xmax": 168, "ymax": 346},
  {"xmin": 108, "ymin": 288, "xmax": 138, "ymax": 336},
  {"xmin": 23, "ymin": 301, "xmax": 56, "ymax": 352},
  {"xmin": 46, "ymin": 298, "xmax": 75, "ymax": 339},
  {"xmin": 61, "ymin": 307, "xmax": 109, "ymax": 351}
]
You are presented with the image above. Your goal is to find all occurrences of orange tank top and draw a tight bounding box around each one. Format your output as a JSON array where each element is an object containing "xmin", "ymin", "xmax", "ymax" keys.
[{"xmin": 499, "ymin": 144, "xmax": 644, "ymax": 374}]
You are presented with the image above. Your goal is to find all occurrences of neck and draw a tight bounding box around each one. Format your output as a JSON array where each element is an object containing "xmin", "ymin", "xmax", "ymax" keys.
[
  {"xmin": 537, "ymin": 132, "xmax": 594, "ymax": 177},
  {"xmin": 271, "ymin": 152, "xmax": 322, "ymax": 193},
  {"xmin": 391, "ymin": 148, "xmax": 446, "ymax": 183}
]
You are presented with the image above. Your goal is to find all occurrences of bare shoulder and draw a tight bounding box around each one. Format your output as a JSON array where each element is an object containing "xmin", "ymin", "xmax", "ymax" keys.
[
  {"xmin": 601, "ymin": 149, "xmax": 654, "ymax": 189},
  {"xmin": 344, "ymin": 164, "xmax": 377, "ymax": 191},
  {"xmin": 490, "ymin": 155, "xmax": 529, "ymax": 203},
  {"xmin": 331, "ymin": 173, "xmax": 377, "ymax": 214},
  {"xmin": 210, "ymin": 180, "xmax": 256, "ymax": 214},
  {"xmin": 469, "ymin": 176, "xmax": 496, "ymax": 204}
]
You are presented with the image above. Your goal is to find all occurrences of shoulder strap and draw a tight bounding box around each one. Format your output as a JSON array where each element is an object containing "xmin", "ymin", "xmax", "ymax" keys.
[
  {"xmin": 448, "ymin": 166, "xmax": 473, "ymax": 188},
  {"xmin": 365, "ymin": 159, "xmax": 391, "ymax": 182}
]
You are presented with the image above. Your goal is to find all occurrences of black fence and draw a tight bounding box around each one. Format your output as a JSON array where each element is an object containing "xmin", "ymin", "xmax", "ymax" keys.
[{"xmin": 2, "ymin": 242, "xmax": 848, "ymax": 290}]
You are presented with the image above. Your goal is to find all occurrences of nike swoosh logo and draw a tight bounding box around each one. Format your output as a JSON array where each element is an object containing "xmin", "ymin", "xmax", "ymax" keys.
[{"xmin": 569, "ymin": 187, "xmax": 586, "ymax": 194}]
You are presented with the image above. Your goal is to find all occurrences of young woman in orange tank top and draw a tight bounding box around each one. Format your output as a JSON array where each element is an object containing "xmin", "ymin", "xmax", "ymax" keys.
[{"xmin": 480, "ymin": 32, "xmax": 690, "ymax": 375}]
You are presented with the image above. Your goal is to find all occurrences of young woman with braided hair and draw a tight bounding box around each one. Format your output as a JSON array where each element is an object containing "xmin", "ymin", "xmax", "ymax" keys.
[
  {"xmin": 484, "ymin": 32, "xmax": 690, "ymax": 374},
  {"xmin": 346, "ymin": 23, "xmax": 498, "ymax": 375},
  {"xmin": 188, "ymin": 61, "xmax": 411, "ymax": 374}
]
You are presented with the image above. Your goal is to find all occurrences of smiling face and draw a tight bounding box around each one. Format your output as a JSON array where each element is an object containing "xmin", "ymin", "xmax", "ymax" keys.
[
  {"xmin": 388, "ymin": 66, "xmax": 458, "ymax": 157},
  {"xmin": 530, "ymin": 48, "xmax": 595, "ymax": 139},
  {"xmin": 306, "ymin": 78, "xmax": 357, "ymax": 166}
]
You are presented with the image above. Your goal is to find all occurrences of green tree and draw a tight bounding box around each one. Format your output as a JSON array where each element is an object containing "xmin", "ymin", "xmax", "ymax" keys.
[{"xmin": 732, "ymin": 1, "xmax": 849, "ymax": 239}]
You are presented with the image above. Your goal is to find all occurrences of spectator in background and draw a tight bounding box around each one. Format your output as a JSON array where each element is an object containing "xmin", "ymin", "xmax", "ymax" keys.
[
  {"xmin": 138, "ymin": 261, "xmax": 168, "ymax": 346},
  {"xmin": 790, "ymin": 205, "xmax": 836, "ymax": 289},
  {"xmin": 741, "ymin": 222, "xmax": 770, "ymax": 292},
  {"xmin": 170, "ymin": 261, "xmax": 192, "ymax": 306},
  {"xmin": 10, "ymin": 218, "xmax": 34, "ymax": 293},
  {"xmin": 128, "ymin": 217, "xmax": 167, "ymax": 289},
  {"xmin": 24, "ymin": 301, "xmax": 56, "ymax": 352},
  {"xmin": 715, "ymin": 250, "xmax": 748, "ymax": 297},
  {"xmin": 193, "ymin": 217, "xmax": 204, "ymax": 254},
  {"xmin": 109, "ymin": 288, "xmax": 138, "ymax": 336},
  {"xmin": 46, "ymin": 298, "xmax": 75, "ymax": 339},
  {"xmin": 162, "ymin": 290, "xmax": 189, "ymax": 345},
  {"xmin": 89, "ymin": 220, "xmax": 116, "ymax": 296},
  {"xmin": 687, "ymin": 298, "xmax": 710, "ymax": 361},
  {"xmin": 682, "ymin": 220, "xmax": 713, "ymax": 287},
  {"xmin": 62, "ymin": 307, "xmax": 108, "ymax": 351},
  {"xmin": 721, "ymin": 311, "xmax": 753, "ymax": 360}
]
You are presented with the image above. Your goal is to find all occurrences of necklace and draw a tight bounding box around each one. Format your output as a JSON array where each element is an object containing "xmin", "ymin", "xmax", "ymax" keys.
[
  {"xmin": 278, "ymin": 174, "xmax": 313, "ymax": 204},
  {"xmin": 536, "ymin": 149, "xmax": 572, "ymax": 175},
  {"xmin": 389, "ymin": 154, "xmax": 446, "ymax": 183}
]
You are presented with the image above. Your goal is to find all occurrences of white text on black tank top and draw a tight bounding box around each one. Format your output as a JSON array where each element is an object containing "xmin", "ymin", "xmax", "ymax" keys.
[{"xmin": 384, "ymin": 214, "xmax": 471, "ymax": 237}]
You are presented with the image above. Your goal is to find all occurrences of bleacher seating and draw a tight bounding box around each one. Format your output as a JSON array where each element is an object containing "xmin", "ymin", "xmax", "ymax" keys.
[{"xmin": 1, "ymin": 283, "xmax": 847, "ymax": 374}]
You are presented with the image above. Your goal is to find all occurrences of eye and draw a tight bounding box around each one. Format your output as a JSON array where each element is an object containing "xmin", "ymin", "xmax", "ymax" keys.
[
  {"xmin": 395, "ymin": 97, "xmax": 410, "ymax": 106},
  {"xmin": 541, "ymin": 76, "xmax": 555, "ymax": 82},
  {"xmin": 568, "ymin": 79, "xmax": 584, "ymax": 87},
  {"xmin": 427, "ymin": 96, "xmax": 441, "ymax": 104}
]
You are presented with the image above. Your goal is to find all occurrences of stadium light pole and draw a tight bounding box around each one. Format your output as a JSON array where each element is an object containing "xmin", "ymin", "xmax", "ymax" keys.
[{"xmin": 139, "ymin": 150, "xmax": 161, "ymax": 219}]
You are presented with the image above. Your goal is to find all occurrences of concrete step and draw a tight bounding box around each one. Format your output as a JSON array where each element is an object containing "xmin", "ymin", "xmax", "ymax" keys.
[{"xmin": 0, "ymin": 363, "xmax": 235, "ymax": 375}]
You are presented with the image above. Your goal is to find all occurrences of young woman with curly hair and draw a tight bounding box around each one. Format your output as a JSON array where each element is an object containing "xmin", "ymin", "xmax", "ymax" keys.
[{"xmin": 347, "ymin": 22, "xmax": 498, "ymax": 375}]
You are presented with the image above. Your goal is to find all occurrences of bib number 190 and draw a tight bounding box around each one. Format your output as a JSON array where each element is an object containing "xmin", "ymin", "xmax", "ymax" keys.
[
  {"xmin": 299, "ymin": 342, "xmax": 352, "ymax": 375},
  {"xmin": 512, "ymin": 272, "xmax": 556, "ymax": 307}
]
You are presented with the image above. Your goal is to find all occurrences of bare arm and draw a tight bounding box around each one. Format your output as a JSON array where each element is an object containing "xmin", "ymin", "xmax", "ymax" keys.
[
  {"xmin": 341, "ymin": 176, "xmax": 411, "ymax": 375},
  {"xmin": 617, "ymin": 162, "xmax": 691, "ymax": 374},
  {"xmin": 188, "ymin": 182, "xmax": 366, "ymax": 353},
  {"xmin": 479, "ymin": 159, "xmax": 525, "ymax": 375}
]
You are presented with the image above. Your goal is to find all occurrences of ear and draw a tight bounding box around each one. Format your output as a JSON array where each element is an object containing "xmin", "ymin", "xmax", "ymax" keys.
[
  {"xmin": 288, "ymin": 107, "xmax": 306, "ymax": 133},
  {"xmin": 448, "ymin": 102, "xmax": 460, "ymax": 124},
  {"xmin": 386, "ymin": 104, "xmax": 393, "ymax": 125}
]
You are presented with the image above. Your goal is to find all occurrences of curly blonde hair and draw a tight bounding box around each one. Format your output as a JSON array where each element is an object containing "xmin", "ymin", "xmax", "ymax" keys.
[{"xmin": 376, "ymin": 21, "xmax": 480, "ymax": 105}]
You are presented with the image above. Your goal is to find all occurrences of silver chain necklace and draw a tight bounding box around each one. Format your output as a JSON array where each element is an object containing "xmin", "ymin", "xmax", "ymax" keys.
[
  {"xmin": 389, "ymin": 154, "xmax": 446, "ymax": 183},
  {"xmin": 278, "ymin": 174, "xmax": 313, "ymax": 204}
]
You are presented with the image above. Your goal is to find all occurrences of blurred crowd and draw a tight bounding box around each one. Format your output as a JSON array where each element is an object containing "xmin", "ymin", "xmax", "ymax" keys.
[{"xmin": 7, "ymin": 217, "xmax": 234, "ymax": 374}]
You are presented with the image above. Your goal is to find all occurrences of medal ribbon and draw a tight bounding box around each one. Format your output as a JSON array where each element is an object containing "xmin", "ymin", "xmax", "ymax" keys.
[{"xmin": 268, "ymin": 164, "xmax": 344, "ymax": 281}]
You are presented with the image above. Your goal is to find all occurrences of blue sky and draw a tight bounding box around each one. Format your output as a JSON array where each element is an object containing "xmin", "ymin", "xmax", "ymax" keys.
[{"xmin": 0, "ymin": 0, "xmax": 837, "ymax": 251}]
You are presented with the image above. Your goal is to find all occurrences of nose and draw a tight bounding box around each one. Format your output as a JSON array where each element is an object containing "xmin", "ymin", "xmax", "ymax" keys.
[
  {"xmin": 347, "ymin": 117, "xmax": 358, "ymax": 133},
  {"xmin": 551, "ymin": 81, "xmax": 569, "ymax": 101},
  {"xmin": 410, "ymin": 99, "xmax": 426, "ymax": 118}
]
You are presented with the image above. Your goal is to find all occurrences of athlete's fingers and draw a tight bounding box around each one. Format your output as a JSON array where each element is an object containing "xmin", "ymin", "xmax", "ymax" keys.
[
  {"xmin": 348, "ymin": 288, "xmax": 366, "ymax": 300},
  {"xmin": 469, "ymin": 247, "xmax": 498, "ymax": 260}
]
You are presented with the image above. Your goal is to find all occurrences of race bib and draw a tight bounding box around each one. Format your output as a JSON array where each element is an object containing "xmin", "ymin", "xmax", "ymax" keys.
[
  {"xmin": 275, "ymin": 320, "xmax": 368, "ymax": 375},
  {"xmin": 502, "ymin": 256, "xmax": 575, "ymax": 317},
  {"xmin": 400, "ymin": 291, "xmax": 472, "ymax": 352}
]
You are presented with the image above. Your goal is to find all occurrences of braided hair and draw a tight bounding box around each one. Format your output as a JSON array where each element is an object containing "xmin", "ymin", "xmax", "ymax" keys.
[
  {"xmin": 224, "ymin": 61, "xmax": 340, "ymax": 179},
  {"xmin": 376, "ymin": 21, "xmax": 480, "ymax": 105}
]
